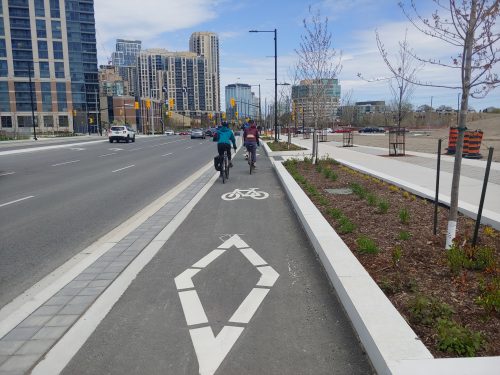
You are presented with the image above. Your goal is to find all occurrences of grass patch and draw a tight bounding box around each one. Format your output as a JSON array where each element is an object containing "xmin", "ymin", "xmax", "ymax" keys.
[
  {"xmin": 366, "ymin": 193, "xmax": 378, "ymax": 206},
  {"xmin": 475, "ymin": 277, "xmax": 500, "ymax": 314},
  {"xmin": 338, "ymin": 217, "xmax": 356, "ymax": 234},
  {"xmin": 399, "ymin": 208, "xmax": 410, "ymax": 224},
  {"xmin": 447, "ymin": 245, "xmax": 496, "ymax": 274},
  {"xmin": 350, "ymin": 182, "xmax": 368, "ymax": 199},
  {"xmin": 377, "ymin": 199, "xmax": 390, "ymax": 214},
  {"xmin": 437, "ymin": 319, "xmax": 485, "ymax": 357},
  {"xmin": 356, "ymin": 235, "xmax": 379, "ymax": 254},
  {"xmin": 398, "ymin": 231, "xmax": 412, "ymax": 241}
]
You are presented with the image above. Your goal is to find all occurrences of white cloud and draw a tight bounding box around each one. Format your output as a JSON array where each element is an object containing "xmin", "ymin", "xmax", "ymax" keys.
[{"xmin": 94, "ymin": 0, "xmax": 220, "ymax": 61}]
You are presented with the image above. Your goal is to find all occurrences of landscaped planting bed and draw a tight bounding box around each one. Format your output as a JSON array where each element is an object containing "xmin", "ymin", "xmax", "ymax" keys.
[
  {"xmin": 266, "ymin": 141, "xmax": 306, "ymax": 151},
  {"xmin": 284, "ymin": 158, "xmax": 499, "ymax": 358}
]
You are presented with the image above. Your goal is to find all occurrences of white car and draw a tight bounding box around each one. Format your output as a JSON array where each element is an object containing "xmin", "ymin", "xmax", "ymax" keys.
[
  {"xmin": 164, "ymin": 130, "xmax": 174, "ymax": 135},
  {"xmin": 108, "ymin": 125, "xmax": 136, "ymax": 143}
]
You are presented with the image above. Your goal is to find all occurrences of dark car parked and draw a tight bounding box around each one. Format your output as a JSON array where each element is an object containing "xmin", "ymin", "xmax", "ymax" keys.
[{"xmin": 359, "ymin": 127, "xmax": 385, "ymax": 133}]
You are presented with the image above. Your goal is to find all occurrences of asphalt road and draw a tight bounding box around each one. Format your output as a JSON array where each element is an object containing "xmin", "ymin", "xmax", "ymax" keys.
[
  {"xmin": 62, "ymin": 150, "xmax": 372, "ymax": 375},
  {"xmin": 0, "ymin": 135, "xmax": 215, "ymax": 309}
]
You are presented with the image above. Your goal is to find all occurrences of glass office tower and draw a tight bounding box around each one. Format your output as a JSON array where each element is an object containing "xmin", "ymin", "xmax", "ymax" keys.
[{"xmin": 0, "ymin": 0, "xmax": 98, "ymax": 133}]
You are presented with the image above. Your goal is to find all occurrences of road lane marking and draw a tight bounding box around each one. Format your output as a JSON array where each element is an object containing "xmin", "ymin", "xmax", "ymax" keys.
[
  {"xmin": 128, "ymin": 147, "xmax": 144, "ymax": 151},
  {"xmin": 192, "ymin": 249, "xmax": 225, "ymax": 268},
  {"xmin": 112, "ymin": 165, "xmax": 135, "ymax": 173},
  {"xmin": 69, "ymin": 147, "xmax": 85, "ymax": 151},
  {"xmin": 239, "ymin": 248, "xmax": 267, "ymax": 266},
  {"xmin": 51, "ymin": 160, "xmax": 80, "ymax": 167},
  {"xmin": 108, "ymin": 148, "xmax": 123, "ymax": 151},
  {"xmin": 178, "ymin": 290, "xmax": 209, "ymax": 326},
  {"xmin": 0, "ymin": 172, "xmax": 15, "ymax": 176},
  {"xmin": 174, "ymin": 269, "xmax": 202, "ymax": 290},
  {"xmin": 175, "ymin": 234, "xmax": 279, "ymax": 375},
  {"xmin": 185, "ymin": 146, "xmax": 193, "ymax": 150},
  {"xmin": 229, "ymin": 288, "xmax": 270, "ymax": 324},
  {"xmin": 0, "ymin": 196, "xmax": 35, "ymax": 208},
  {"xmin": 161, "ymin": 152, "xmax": 173, "ymax": 157},
  {"xmin": 98, "ymin": 153, "xmax": 116, "ymax": 157}
]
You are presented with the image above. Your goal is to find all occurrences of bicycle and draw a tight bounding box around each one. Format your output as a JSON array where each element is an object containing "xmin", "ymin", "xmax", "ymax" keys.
[
  {"xmin": 246, "ymin": 143, "xmax": 257, "ymax": 174},
  {"xmin": 220, "ymin": 150, "xmax": 229, "ymax": 183}
]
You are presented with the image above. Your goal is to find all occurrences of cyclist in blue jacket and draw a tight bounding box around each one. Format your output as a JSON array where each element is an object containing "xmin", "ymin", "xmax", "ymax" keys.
[{"xmin": 216, "ymin": 122, "xmax": 237, "ymax": 167}]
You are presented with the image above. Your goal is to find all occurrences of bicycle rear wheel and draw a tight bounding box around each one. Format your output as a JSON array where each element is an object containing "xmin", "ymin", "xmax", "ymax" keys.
[{"xmin": 224, "ymin": 154, "xmax": 229, "ymax": 180}]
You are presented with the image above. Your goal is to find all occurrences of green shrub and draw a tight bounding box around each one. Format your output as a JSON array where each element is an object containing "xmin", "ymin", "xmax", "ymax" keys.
[
  {"xmin": 377, "ymin": 200, "xmax": 390, "ymax": 214},
  {"xmin": 315, "ymin": 163, "xmax": 323, "ymax": 173},
  {"xmin": 350, "ymin": 182, "xmax": 368, "ymax": 199},
  {"xmin": 356, "ymin": 235, "xmax": 379, "ymax": 254},
  {"xmin": 399, "ymin": 208, "xmax": 410, "ymax": 224},
  {"xmin": 317, "ymin": 196, "xmax": 329, "ymax": 206},
  {"xmin": 447, "ymin": 244, "xmax": 496, "ymax": 274},
  {"xmin": 475, "ymin": 277, "xmax": 500, "ymax": 314},
  {"xmin": 327, "ymin": 208, "xmax": 343, "ymax": 220},
  {"xmin": 366, "ymin": 193, "xmax": 378, "ymax": 206},
  {"xmin": 303, "ymin": 156, "xmax": 312, "ymax": 164},
  {"xmin": 338, "ymin": 217, "xmax": 356, "ymax": 234},
  {"xmin": 398, "ymin": 231, "xmax": 412, "ymax": 241},
  {"xmin": 437, "ymin": 319, "xmax": 485, "ymax": 357},
  {"xmin": 392, "ymin": 246, "xmax": 403, "ymax": 266},
  {"xmin": 407, "ymin": 295, "xmax": 455, "ymax": 326}
]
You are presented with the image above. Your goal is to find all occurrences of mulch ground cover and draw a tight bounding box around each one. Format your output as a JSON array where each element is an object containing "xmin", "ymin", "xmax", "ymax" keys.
[
  {"xmin": 284, "ymin": 158, "xmax": 499, "ymax": 358},
  {"xmin": 267, "ymin": 141, "xmax": 306, "ymax": 151}
]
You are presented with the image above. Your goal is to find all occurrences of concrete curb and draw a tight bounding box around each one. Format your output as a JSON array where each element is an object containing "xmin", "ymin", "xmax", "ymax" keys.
[
  {"xmin": 270, "ymin": 158, "xmax": 500, "ymax": 375},
  {"xmin": 262, "ymin": 140, "xmax": 310, "ymax": 158}
]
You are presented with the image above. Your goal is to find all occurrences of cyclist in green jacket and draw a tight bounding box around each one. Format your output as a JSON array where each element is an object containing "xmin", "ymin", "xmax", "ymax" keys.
[{"xmin": 216, "ymin": 122, "xmax": 237, "ymax": 167}]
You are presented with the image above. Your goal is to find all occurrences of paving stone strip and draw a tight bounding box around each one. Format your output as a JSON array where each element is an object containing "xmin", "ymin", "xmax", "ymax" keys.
[{"xmin": 0, "ymin": 169, "xmax": 215, "ymax": 375}]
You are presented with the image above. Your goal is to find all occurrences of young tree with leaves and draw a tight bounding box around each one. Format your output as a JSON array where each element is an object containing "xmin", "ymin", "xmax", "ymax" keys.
[
  {"xmin": 398, "ymin": 0, "xmax": 500, "ymax": 249},
  {"xmin": 295, "ymin": 6, "xmax": 342, "ymax": 162}
]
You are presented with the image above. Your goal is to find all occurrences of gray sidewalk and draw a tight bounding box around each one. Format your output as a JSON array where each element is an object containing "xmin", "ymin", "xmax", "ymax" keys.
[{"xmin": 291, "ymin": 138, "xmax": 500, "ymax": 229}]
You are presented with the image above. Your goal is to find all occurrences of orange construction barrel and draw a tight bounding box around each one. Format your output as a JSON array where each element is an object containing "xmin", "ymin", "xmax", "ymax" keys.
[
  {"xmin": 447, "ymin": 127, "xmax": 458, "ymax": 154},
  {"xmin": 462, "ymin": 131, "xmax": 470, "ymax": 155},
  {"xmin": 464, "ymin": 130, "xmax": 483, "ymax": 159}
]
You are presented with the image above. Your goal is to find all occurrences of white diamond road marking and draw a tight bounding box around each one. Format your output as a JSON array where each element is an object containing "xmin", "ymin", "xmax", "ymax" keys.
[{"xmin": 175, "ymin": 234, "xmax": 279, "ymax": 375}]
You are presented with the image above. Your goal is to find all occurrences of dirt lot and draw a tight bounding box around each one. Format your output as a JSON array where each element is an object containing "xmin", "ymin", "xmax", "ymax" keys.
[{"xmin": 327, "ymin": 114, "xmax": 500, "ymax": 162}]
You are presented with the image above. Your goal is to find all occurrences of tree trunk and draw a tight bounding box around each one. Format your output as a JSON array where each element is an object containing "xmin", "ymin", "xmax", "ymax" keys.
[{"xmin": 445, "ymin": 0, "xmax": 476, "ymax": 249}]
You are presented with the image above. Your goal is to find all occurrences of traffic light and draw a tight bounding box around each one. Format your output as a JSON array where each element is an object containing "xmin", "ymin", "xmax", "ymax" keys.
[
  {"xmin": 230, "ymin": 98, "xmax": 235, "ymax": 107},
  {"xmin": 222, "ymin": 112, "xmax": 226, "ymax": 120},
  {"xmin": 169, "ymin": 98, "xmax": 175, "ymax": 109},
  {"xmin": 134, "ymin": 101, "xmax": 139, "ymax": 110},
  {"xmin": 235, "ymin": 111, "xmax": 238, "ymax": 118},
  {"xmin": 89, "ymin": 117, "xmax": 94, "ymax": 124}
]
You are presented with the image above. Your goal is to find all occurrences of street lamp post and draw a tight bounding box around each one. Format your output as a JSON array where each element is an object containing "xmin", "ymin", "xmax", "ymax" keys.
[
  {"xmin": 249, "ymin": 29, "xmax": 278, "ymax": 141},
  {"xmin": 28, "ymin": 61, "xmax": 37, "ymax": 140}
]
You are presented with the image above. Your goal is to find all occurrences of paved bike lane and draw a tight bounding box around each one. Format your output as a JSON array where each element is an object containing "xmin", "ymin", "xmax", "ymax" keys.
[{"xmin": 60, "ymin": 150, "xmax": 373, "ymax": 375}]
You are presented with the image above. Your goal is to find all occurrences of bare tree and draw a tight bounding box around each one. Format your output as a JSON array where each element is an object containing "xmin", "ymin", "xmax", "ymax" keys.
[
  {"xmin": 295, "ymin": 6, "xmax": 342, "ymax": 162},
  {"xmin": 339, "ymin": 89, "xmax": 357, "ymax": 126},
  {"xmin": 398, "ymin": 0, "xmax": 500, "ymax": 249}
]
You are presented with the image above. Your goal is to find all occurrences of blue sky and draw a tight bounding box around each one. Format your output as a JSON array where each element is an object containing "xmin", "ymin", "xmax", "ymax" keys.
[{"xmin": 95, "ymin": 0, "xmax": 499, "ymax": 111}]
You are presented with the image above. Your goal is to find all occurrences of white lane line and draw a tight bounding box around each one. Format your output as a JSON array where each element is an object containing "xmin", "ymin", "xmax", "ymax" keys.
[
  {"xmin": 218, "ymin": 234, "xmax": 249, "ymax": 249},
  {"xmin": 98, "ymin": 153, "xmax": 116, "ymax": 157},
  {"xmin": 112, "ymin": 165, "xmax": 135, "ymax": 173},
  {"xmin": 0, "ymin": 172, "xmax": 15, "ymax": 177},
  {"xmin": 228, "ymin": 288, "xmax": 270, "ymax": 324},
  {"xmin": 162, "ymin": 152, "xmax": 173, "ymax": 157},
  {"xmin": 0, "ymin": 196, "xmax": 35, "ymax": 208},
  {"xmin": 256, "ymin": 266, "xmax": 280, "ymax": 287},
  {"xmin": 185, "ymin": 146, "xmax": 193, "ymax": 150},
  {"xmin": 178, "ymin": 290, "xmax": 209, "ymax": 326},
  {"xmin": 239, "ymin": 248, "xmax": 267, "ymax": 266},
  {"xmin": 128, "ymin": 147, "xmax": 144, "ymax": 151},
  {"xmin": 175, "ymin": 268, "xmax": 202, "ymax": 290},
  {"xmin": 51, "ymin": 160, "xmax": 80, "ymax": 167},
  {"xmin": 192, "ymin": 249, "xmax": 225, "ymax": 269},
  {"xmin": 199, "ymin": 142, "xmax": 204, "ymax": 145}
]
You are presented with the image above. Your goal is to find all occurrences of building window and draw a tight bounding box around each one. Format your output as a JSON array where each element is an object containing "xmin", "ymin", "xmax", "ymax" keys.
[
  {"xmin": 38, "ymin": 40, "xmax": 48, "ymax": 59},
  {"xmin": 0, "ymin": 18, "xmax": 4, "ymax": 36},
  {"xmin": 41, "ymin": 82, "xmax": 52, "ymax": 111},
  {"xmin": 36, "ymin": 19, "xmax": 46, "ymax": 38},
  {"xmin": 18, "ymin": 116, "xmax": 35, "ymax": 128},
  {"xmin": 1, "ymin": 116, "xmax": 13, "ymax": 128},
  {"xmin": 58, "ymin": 116, "xmax": 68, "ymax": 127},
  {"xmin": 43, "ymin": 115, "xmax": 53, "ymax": 127},
  {"xmin": 0, "ymin": 82, "xmax": 10, "ymax": 111},
  {"xmin": 39, "ymin": 61, "xmax": 50, "ymax": 78},
  {"xmin": 54, "ymin": 62, "xmax": 64, "ymax": 78},
  {"xmin": 15, "ymin": 82, "xmax": 33, "ymax": 111},
  {"xmin": 34, "ymin": 0, "xmax": 45, "ymax": 17},
  {"xmin": 50, "ymin": 0, "xmax": 60, "ymax": 18},
  {"xmin": 53, "ymin": 41, "xmax": 63, "ymax": 59},
  {"xmin": 56, "ymin": 82, "xmax": 67, "ymax": 111},
  {"xmin": 0, "ymin": 39, "xmax": 6, "ymax": 57},
  {"xmin": 0, "ymin": 60, "xmax": 7, "ymax": 76},
  {"xmin": 51, "ymin": 20, "xmax": 61, "ymax": 39}
]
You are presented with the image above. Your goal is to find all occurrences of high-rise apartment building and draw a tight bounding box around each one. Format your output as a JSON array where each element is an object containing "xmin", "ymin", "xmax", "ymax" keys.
[
  {"xmin": 189, "ymin": 32, "xmax": 219, "ymax": 111},
  {"xmin": 0, "ymin": 0, "xmax": 98, "ymax": 133},
  {"xmin": 111, "ymin": 39, "xmax": 140, "ymax": 96},
  {"xmin": 225, "ymin": 83, "xmax": 258, "ymax": 121},
  {"xmin": 292, "ymin": 79, "xmax": 341, "ymax": 126}
]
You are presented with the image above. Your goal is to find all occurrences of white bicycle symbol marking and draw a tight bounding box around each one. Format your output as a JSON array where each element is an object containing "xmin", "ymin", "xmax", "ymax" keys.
[{"xmin": 221, "ymin": 188, "xmax": 270, "ymax": 201}]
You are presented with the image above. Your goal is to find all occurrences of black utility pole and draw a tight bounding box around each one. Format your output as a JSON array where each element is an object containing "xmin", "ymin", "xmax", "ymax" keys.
[{"xmin": 28, "ymin": 62, "xmax": 37, "ymax": 140}]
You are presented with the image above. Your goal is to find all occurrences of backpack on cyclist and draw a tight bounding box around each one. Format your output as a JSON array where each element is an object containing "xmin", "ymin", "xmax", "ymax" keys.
[{"xmin": 214, "ymin": 155, "xmax": 221, "ymax": 171}]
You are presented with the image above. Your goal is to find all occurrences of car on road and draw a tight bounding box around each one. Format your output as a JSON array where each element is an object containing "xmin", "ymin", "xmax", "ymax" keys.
[
  {"xmin": 108, "ymin": 125, "xmax": 136, "ymax": 143},
  {"xmin": 205, "ymin": 128, "xmax": 217, "ymax": 137},
  {"xmin": 190, "ymin": 128, "xmax": 206, "ymax": 139},
  {"xmin": 358, "ymin": 127, "xmax": 385, "ymax": 133},
  {"xmin": 164, "ymin": 129, "xmax": 174, "ymax": 135},
  {"xmin": 179, "ymin": 131, "xmax": 189, "ymax": 136},
  {"xmin": 335, "ymin": 127, "xmax": 353, "ymax": 133}
]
